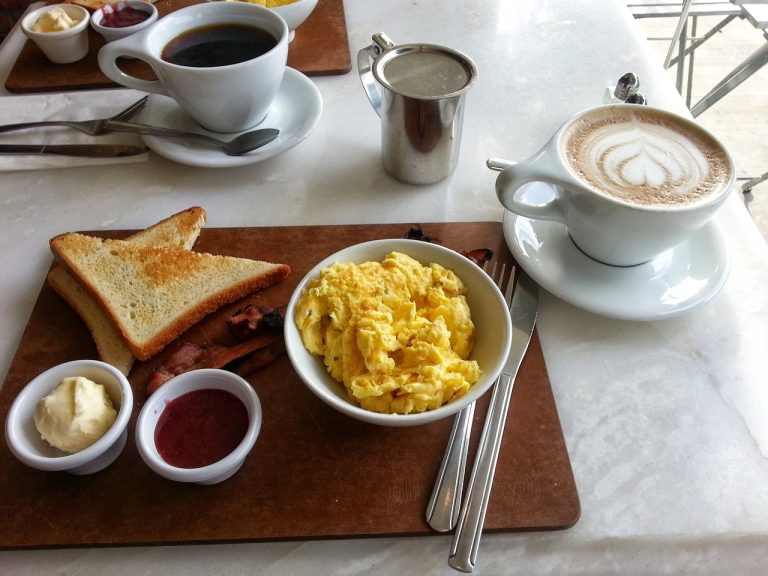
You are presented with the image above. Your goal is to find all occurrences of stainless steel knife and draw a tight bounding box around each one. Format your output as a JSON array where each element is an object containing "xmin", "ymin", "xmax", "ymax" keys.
[
  {"xmin": 448, "ymin": 272, "xmax": 539, "ymax": 573},
  {"xmin": 0, "ymin": 144, "xmax": 148, "ymax": 157}
]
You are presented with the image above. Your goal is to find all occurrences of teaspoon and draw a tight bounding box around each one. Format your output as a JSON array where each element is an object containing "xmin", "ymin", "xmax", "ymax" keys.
[
  {"xmin": 103, "ymin": 121, "xmax": 280, "ymax": 156},
  {"xmin": 614, "ymin": 72, "xmax": 640, "ymax": 101},
  {"xmin": 0, "ymin": 108, "xmax": 279, "ymax": 156}
]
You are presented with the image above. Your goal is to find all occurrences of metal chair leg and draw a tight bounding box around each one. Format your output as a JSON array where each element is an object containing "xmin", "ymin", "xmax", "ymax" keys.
[
  {"xmin": 665, "ymin": 0, "xmax": 695, "ymax": 68},
  {"xmin": 668, "ymin": 15, "xmax": 737, "ymax": 68},
  {"xmin": 685, "ymin": 16, "xmax": 697, "ymax": 107},
  {"xmin": 691, "ymin": 41, "xmax": 768, "ymax": 117}
]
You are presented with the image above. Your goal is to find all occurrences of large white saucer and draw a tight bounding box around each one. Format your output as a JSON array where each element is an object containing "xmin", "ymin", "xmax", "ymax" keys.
[
  {"xmin": 136, "ymin": 67, "xmax": 322, "ymax": 168},
  {"xmin": 502, "ymin": 183, "xmax": 730, "ymax": 321}
]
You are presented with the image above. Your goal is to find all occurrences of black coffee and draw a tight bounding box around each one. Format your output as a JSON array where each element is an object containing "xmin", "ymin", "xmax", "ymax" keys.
[{"xmin": 162, "ymin": 23, "xmax": 277, "ymax": 68}]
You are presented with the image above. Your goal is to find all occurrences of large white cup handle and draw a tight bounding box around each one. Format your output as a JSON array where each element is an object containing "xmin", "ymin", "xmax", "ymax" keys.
[
  {"xmin": 97, "ymin": 37, "xmax": 170, "ymax": 96},
  {"xmin": 493, "ymin": 151, "xmax": 571, "ymax": 224}
]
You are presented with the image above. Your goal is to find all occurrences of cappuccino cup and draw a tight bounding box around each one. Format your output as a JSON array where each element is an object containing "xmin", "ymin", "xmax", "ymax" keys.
[
  {"xmin": 493, "ymin": 104, "xmax": 735, "ymax": 266},
  {"xmin": 97, "ymin": 2, "xmax": 288, "ymax": 133}
]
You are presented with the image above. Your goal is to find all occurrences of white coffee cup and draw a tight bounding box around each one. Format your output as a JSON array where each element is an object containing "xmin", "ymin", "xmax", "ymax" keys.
[
  {"xmin": 493, "ymin": 104, "xmax": 735, "ymax": 266},
  {"xmin": 97, "ymin": 2, "xmax": 288, "ymax": 133}
]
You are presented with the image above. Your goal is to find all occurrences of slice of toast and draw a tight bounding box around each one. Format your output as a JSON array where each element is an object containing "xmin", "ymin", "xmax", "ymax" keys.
[
  {"xmin": 50, "ymin": 232, "xmax": 290, "ymax": 361},
  {"xmin": 47, "ymin": 207, "xmax": 207, "ymax": 374}
]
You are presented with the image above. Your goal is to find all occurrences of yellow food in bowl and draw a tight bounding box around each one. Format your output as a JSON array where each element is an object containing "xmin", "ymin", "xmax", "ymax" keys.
[{"xmin": 295, "ymin": 251, "xmax": 480, "ymax": 415}]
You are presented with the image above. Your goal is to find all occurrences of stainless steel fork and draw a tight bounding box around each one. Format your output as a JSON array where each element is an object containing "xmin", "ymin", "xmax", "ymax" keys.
[
  {"xmin": 425, "ymin": 261, "xmax": 513, "ymax": 533},
  {"xmin": 0, "ymin": 96, "xmax": 149, "ymax": 135}
]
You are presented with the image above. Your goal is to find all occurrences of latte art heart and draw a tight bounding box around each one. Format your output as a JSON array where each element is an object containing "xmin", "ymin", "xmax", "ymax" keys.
[
  {"xmin": 592, "ymin": 124, "xmax": 707, "ymax": 195},
  {"xmin": 564, "ymin": 110, "xmax": 732, "ymax": 207}
]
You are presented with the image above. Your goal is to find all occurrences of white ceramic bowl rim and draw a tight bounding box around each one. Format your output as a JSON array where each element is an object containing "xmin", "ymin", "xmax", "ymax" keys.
[
  {"xmin": 21, "ymin": 4, "xmax": 90, "ymax": 39},
  {"xmin": 284, "ymin": 238, "xmax": 513, "ymax": 427},
  {"xmin": 4, "ymin": 360, "xmax": 133, "ymax": 471},
  {"xmin": 91, "ymin": 0, "xmax": 158, "ymax": 31},
  {"xmin": 249, "ymin": 0, "xmax": 318, "ymax": 32},
  {"xmin": 135, "ymin": 368, "xmax": 261, "ymax": 482}
]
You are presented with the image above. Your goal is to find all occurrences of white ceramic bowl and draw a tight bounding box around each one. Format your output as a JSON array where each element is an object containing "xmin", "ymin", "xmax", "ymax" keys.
[
  {"xmin": 135, "ymin": 369, "xmax": 261, "ymax": 484},
  {"xmin": 284, "ymin": 239, "xmax": 513, "ymax": 427},
  {"xmin": 269, "ymin": 0, "xmax": 318, "ymax": 40},
  {"xmin": 207, "ymin": 0, "xmax": 317, "ymax": 40},
  {"xmin": 5, "ymin": 360, "xmax": 133, "ymax": 475},
  {"xmin": 21, "ymin": 4, "xmax": 90, "ymax": 64},
  {"xmin": 91, "ymin": 0, "xmax": 158, "ymax": 43}
]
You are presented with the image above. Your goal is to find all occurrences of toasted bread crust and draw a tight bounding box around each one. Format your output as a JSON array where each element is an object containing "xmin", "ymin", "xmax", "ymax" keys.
[
  {"xmin": 48, "ymin": 266, "xmax": 135, "ymax": 374},
  {"xmin": 47, "ymin": 207, "xmax": 207, "ymax": 373},
  {"xmin": 123, "ymin": 207, "xmax": 207, "ymax": 250},
  {"xmin": 131, "ymin": 263, "xmax": 290, "ymax": 359},
  {"xmin": 50, "ymin": 232, "xmax": 290, "ymax": 361}
]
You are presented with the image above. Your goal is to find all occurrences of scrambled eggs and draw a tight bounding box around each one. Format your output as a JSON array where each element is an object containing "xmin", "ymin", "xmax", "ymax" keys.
[{"xmin": 295, "ymin": 252, "xmax": 480, "ymax": 414}]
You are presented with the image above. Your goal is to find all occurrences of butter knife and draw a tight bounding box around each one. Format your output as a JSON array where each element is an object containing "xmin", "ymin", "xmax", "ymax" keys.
[
  {"xmin": 448, "ymin": 272, "xmax": 539, "ymax": 573},
  {"xmin": 0, "ymin": 144, "xmax": 148, "ymax": 157}
]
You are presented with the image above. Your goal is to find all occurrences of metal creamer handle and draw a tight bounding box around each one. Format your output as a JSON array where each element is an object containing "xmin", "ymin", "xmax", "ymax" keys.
[{"xmin": 357, "ymin": 33, "xmax": 397, "ymax": 118}]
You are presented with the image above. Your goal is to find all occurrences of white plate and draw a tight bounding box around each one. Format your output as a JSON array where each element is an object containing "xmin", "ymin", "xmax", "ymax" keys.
[
  {"xmin": 137, "ymin": 67, "xmax": 322, "ymax": 168},
  {"xmin": 502, "ymin": 183, "xmax": 730, "ymax": 321}
]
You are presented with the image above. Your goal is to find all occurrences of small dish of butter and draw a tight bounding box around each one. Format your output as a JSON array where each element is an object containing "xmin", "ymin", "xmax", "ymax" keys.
[
  {"xmin": 21, "ymin": 4, "xmax": 90, "ymax": 64},
  {"xmin": 4, "ymin": 359, "xmax": 133, "ymax": 475}
]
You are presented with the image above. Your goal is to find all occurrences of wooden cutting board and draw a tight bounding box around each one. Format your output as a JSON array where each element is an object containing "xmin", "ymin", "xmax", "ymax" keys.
[
  {"xmin": 0, "ymin": 222, "xmax": 580, "ymax": 549},
  {"xmin": 5, "ymin": 0, "xmax": 351, "ymax": 94}
]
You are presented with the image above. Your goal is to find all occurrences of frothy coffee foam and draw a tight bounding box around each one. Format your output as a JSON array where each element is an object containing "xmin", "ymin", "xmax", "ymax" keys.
[{"xmin": 564, "ymin": 108, "xmax": 732, "ymax": 207}]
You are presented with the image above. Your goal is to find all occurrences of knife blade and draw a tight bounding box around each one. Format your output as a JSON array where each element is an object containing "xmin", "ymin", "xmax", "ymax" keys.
[
  {"xmin": 448, "ymin": 271, "xmax": 539, "ymax": 573},
  {"xmin": 0, "ymin": 144, "xmax": 148, "ymax": 157}
]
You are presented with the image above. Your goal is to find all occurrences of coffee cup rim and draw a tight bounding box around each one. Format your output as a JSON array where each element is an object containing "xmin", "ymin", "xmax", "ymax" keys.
[
  {"xmin": 126, "ymin": 1, "xmax": 289, "ymax": 70},
  {"xmin": 555, "ymin": 103, "xmax": 736, "ymax": 213}
]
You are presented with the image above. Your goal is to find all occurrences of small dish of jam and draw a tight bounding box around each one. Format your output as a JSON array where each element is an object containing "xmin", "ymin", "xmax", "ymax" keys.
[
  {"xmin": 135, "ymin": 369, "xmax": 262, "ymax": 484},
  {"xmin": 91, "ymin": 0, "xmax": 158, "ymax": 43}
]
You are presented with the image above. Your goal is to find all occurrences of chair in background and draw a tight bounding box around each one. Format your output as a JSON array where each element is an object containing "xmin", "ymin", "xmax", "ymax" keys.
[
  {"xmin": 688, "ymin": 3, "xmax": 768, "ymax": 117},
  {"xmin": 626, "ymin": 0, "xmax": 744, "ymax": 109},
  {"xmin": 627, "ymin": 1, "xmax": 768, "ymax": 193},
  {"xmin": 688, "ymin": 3, "xmax": 768, "ymax": 192}
]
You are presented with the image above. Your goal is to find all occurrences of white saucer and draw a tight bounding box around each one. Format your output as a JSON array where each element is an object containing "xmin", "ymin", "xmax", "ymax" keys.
[
  {"xmin": 136, "ymin": 67, "xmax": 322, "ymax": 168},
  {"xmin": 502, "ymin": 183, "xmax": 730, "ymax": 321}
]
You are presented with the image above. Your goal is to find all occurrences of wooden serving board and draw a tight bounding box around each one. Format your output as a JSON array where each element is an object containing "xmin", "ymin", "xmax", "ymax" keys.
[
  {"xmin": 0, "ymin": 222, "xmax": 580, "ymax": 549},
  {"xmin": 5, "ymin": 0, "xmax": 351, "ymax": 94}
]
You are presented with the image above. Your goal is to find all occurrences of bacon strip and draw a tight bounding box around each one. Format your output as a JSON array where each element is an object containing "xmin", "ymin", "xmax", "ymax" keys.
[
  {"xmin": 234, "ymin": 339, "xmax": 286, "ymax": 377},
  {"xmin": 403, "ymin": 227, "xmax": 440, "ymax": 243},
  {"xmin": 228, "ymin": 305, "xmax": 284, "ymax": 341},
  {"xmin": 146, "ymin": 332, "xmax": 281, "ymax": 395},
  {"xmin": 403, "ymin": 226, "xmax": 494, "ymax": 267},
  {"xmin": 460, "ymin": 248, "xmax": 494, "ymax": 267}
]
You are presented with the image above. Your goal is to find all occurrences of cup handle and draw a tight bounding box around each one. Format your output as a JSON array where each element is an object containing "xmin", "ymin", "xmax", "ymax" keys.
[
  {"xmin": 97, "ymin": 41, "xmax": 169, "ymax": 96},
  {"xmin": 357, "ymin": 32, "xmax": 396, "ymax": 118},
  {"xmin": 493, "ymin": 152, "xmax": 568, "ymax": 224}
]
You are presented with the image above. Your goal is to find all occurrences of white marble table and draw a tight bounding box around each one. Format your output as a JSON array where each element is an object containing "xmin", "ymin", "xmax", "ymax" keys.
[{"xmin": 2, "ymin": 0, "xmax": 768, "ymax": 573}]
